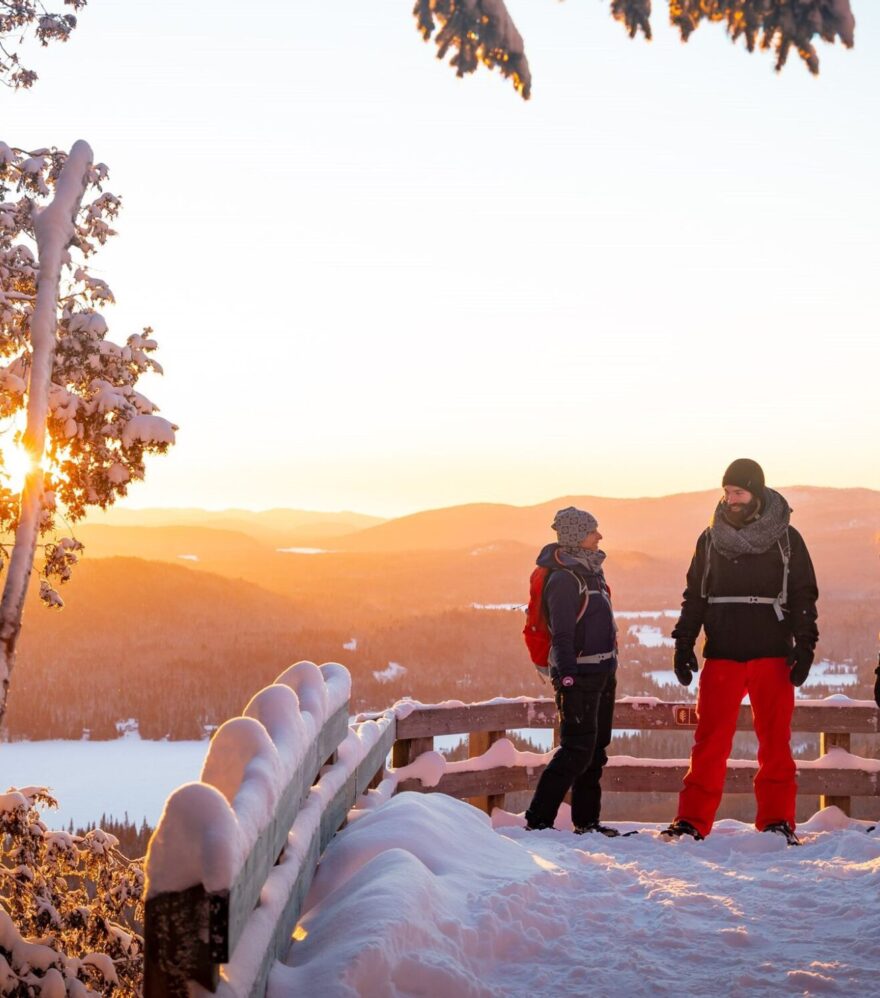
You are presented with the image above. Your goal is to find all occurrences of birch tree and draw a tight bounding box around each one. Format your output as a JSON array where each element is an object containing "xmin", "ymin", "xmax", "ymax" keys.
[
  {"xmin": 0, "ymin": 141, "xmax": 176, "ymax": 724},
  {"xmin": 415, "ymin": 0, "xmax": 858, "ymax": 99}
]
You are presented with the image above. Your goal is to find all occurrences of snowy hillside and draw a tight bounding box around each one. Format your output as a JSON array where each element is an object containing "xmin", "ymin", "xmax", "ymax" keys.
[{"xmin": 273, "ymin": 793, "xmax": 879, "ymax": 997}]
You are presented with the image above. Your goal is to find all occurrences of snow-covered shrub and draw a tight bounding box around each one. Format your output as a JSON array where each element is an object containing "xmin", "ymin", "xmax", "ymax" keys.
[{"xmin": 0, "ymin": 786, "xmax": 144, "ymax": 997}]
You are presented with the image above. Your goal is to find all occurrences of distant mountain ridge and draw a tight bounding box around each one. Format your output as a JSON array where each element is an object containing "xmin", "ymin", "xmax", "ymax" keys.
[
  {"xmin": 329, "ymin": 485, "xmax": 880, "ymax": 555},
  {"xmin": 70, "ymin": 486, "xmax": 880, "ymax": 605},
  {"xmin": 84, "ymin": 487, "xmax": 880, "ymax": 555},
  {"xmin": 82, "ymin": 507, "xmax": 385, "ymax": 544}
]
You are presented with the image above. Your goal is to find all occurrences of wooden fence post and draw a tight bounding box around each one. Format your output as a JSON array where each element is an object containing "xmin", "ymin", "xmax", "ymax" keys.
[
  {"xmin": 819, "ymin": 730, "xmax": 851, "ymax": 815},
  {"xmin": 144, "ymin": 886, "xmax": 223, "ymax": 997},
  {"xmin": 392, "ymin": 736, "xmax": 434, "ymax": 769},
  {"xmin": 467, "ymin": 730, "xmax": 505, "ymax": 814}
]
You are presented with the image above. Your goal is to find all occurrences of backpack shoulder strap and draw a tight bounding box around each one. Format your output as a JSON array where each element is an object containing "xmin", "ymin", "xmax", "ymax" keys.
[
  {"xmin": 780, "ymin": 526, "xmax": 791, "ymax": 560},
  {"xmin": 552, "ymin": 568, "xmax": 591, "ymax": 622},
  {"xmin": 777, "ymin": 527, "xmax": 791, "ymax": 608}
]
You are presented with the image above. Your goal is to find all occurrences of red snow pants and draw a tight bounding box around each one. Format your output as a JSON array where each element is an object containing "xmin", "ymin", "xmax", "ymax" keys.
[{"xmin": 676, "ymin": 657, "xmax": 796, "ymax": 838}]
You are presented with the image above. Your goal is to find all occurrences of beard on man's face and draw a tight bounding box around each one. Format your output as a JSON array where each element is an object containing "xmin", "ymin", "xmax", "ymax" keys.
[{"xmin": 723, "ymin": 496, "xmax": 758, "ymax": 527}]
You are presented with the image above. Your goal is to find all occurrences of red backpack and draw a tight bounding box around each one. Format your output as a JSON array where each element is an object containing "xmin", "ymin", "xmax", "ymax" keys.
[{"xmin": 523, "ymin": 566, "xmax": 589, "ymax": 669}]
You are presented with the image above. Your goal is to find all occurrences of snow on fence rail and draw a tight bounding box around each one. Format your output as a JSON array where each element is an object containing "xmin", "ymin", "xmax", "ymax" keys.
[
  {"xmin": 143, "ymin": 683, "xmax": 879, "ymax": 997},
  {"xmin": 393, "ymin": 695, "xmax": 880, "ymax": 816},
  {"xmin": 143, "ymin": 661, "xmax": 396, "ymax": 998}
]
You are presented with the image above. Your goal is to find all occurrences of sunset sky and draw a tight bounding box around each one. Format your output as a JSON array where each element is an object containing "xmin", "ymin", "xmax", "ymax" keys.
[{"xmin": 6, "ymin": 2, "xmax": 879, "ymax": 516}]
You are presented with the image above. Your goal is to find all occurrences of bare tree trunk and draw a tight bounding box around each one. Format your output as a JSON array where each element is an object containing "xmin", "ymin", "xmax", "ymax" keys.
[{"xmin": 0, "ymin": 140, "xmax": 93, "ymax": 725}]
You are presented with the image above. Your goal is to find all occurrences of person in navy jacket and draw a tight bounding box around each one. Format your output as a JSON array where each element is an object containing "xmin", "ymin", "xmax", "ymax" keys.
[{"xmin": 524, "ymin": 507, "xmax": 620, "ymax": 836}]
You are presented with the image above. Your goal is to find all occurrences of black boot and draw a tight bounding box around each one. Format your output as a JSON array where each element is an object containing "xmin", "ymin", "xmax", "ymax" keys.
[
  {"xmin": 525, "ymin": 820, "xmax": 554, "ymax": 831},
  {"xmin": 524, "ymin": 808, "xmax": 554, "ymax": 831},
  {"xmin": 660, "ymin": 819, "xmax": 704, "ymax": 841},
  {"xmin": 574, "ymin": 821, "xmax": 620, "ymax": 837},
  {"xmin": 763, "ymin": 821, "xmax": 800, "ymax": 846}
]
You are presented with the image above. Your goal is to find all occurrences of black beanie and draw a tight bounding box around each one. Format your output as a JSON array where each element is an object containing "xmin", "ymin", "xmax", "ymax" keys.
[{"xmin": 722, "ymin": 458, "xmax": 765, "ymax": 493}]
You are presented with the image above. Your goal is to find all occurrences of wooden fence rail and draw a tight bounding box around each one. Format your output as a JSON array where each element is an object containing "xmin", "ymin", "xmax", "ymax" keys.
[
  {"xmin": 144, "ymin": 666, "xmax": 396, "ymax": 998},
  {"xmin": 394, "ymin": 697, "xmax": 880, "ymax": 815}
]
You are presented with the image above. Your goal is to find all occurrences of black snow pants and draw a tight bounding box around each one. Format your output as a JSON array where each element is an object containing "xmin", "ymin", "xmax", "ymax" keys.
[{"xmin": 525, "ymin": 671, "xmax": 616, "ymax": 829}]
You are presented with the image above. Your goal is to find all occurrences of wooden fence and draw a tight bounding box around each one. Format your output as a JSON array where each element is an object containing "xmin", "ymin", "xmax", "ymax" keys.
[
  {"xmin": 395, "ymin": 697, "xmax": 880, "ymax": 815},
  {"xmin": 143, "ymin": 666, "xmax": 397, "ymax": 998},
  {"xmin": 144, "ymin": 689, "xmax": 878, "ymax": 997}
]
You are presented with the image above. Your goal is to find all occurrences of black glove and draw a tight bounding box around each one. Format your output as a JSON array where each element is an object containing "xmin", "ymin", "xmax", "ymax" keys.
[
  {"xmin": 873, "ymin": 655, "xmax": 880, "ymax": 709},
  {"xmin": 673, "ymin": 643, "xmax": 699, "ymax": 687},
  {"xmin": 787, "ymin": 643, "xmax": 814, "ymax": 687}
]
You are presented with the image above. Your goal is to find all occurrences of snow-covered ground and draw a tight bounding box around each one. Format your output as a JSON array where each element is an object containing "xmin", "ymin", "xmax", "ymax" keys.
[
  {"xmin": 1, "ymin": 734, "xmax": 205, "ymax": 829},
  {"xmin": 629, "ymin": 624, "xmax": 676, "ymax": 648},
  {"xmin": 373, "ymin": 662, "xmax": 408, "ymax": 683},
  {"xmin": 274, "ymin": 793, "xmax": 879, "ymax": 997}
]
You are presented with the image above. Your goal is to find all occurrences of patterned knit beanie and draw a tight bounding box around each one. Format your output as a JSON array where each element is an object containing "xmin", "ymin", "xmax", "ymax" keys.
[
  {"xmin": 552, "ymin": 506, "xmax": 598, "ymax": 549},
  {"xmin": 722, "ymin": 458, "xmax": 765, "ymax": 493}
]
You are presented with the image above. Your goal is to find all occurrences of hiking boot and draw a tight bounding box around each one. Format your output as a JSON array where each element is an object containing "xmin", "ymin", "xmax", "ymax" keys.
[
  {"xmin": 525, "ymin": 820, "xmax": 554, "ymax": 831},
  {"xmin": 660, "ymin": 819, "xmax": 704, "ymax": 842},
  {"xmin": 574, "ymin": 821, "xmax": 620, "ymax": 838},
  {"xmin": 763, "ymin": 821, "xmax": 801, "ymax": 846}
]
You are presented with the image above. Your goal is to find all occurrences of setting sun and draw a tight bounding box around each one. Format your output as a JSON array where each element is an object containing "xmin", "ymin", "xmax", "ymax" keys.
[{"xmin": 0, "ymin": 441, "xmax": 35, "ymax": 495}]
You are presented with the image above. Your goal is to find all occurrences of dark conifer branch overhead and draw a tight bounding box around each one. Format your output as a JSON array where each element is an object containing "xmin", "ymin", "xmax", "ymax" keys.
[{"xmin": 415, "ymin": 0, "xmax": 856, "ymax": 99}]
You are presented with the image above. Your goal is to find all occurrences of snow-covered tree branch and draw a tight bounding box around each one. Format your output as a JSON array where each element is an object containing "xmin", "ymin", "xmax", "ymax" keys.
[
  {"xmin": 415, "ymin": 0, "xmax": 857, "ymax": 98},
  {"xmin": 1, "ymin": 785, "xmax": 144, "ymax": 996},
  {"xmin": 0, "ymin": 0, "xmax": 87, "ymax": 89},
  {"xmin": 0, "ymin": 140, "xmax": 176, "ymax": 724}
]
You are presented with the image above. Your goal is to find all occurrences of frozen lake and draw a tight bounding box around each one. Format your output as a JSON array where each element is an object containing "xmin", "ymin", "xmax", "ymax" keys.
[
  {"xmin": 628, "ymin": 624, "xmax": 675, "ymax": 648},
  {"xmin": 648, "ymin": 659, "xmax": 859, "ymax": 691},
  {"xmin": 2, "ymin": 730, "xmax": 561, "ymax": 831},
  {"xmin": 2, "ymin": 735, "xmax": 206, "ymax": 830}
]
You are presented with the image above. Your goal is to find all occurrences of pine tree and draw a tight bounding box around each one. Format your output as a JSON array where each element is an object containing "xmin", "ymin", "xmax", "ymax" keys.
[{"xmin": 415, "ymin": 0, "xmax": 857, "ymax": 99}]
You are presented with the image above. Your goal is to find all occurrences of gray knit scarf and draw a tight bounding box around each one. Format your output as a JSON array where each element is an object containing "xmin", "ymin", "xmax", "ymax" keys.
[
  {"xmin": 709, "ymin": 487, "xmax": 791, "ymax": 560},
  {"xmin": 557, "ymin": 546, "xmax": 607, "ymax": 576}
]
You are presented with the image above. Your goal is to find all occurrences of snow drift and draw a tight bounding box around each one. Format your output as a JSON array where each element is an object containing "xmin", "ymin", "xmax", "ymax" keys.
[{"xmin": 272, "ymin": 793, "xmax": 879, "ymax": 997}]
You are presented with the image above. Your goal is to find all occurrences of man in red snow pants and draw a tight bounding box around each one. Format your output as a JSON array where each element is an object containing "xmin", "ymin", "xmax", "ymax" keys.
[{"xmin": 662, "ymin": 459, "xmax": 819, "ymax": 846}]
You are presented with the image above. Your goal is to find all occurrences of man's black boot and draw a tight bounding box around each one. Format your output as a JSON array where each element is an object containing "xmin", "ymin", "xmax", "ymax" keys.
[
  {"xmin": 660, "ymin": 819, "xmax": 704, "ymax": 841},
  {"xmin": 763, "ymin": 821, "xmax": 801, "ymax": 846}
]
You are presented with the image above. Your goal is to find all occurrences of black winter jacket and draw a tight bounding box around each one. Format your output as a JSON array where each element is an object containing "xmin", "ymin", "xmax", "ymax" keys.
[
  {"xmin": 671, "ymin": 527, "xmax": 819, "ymax": 662},
  {"xmin": 536, "ymin": 544, "xmax": 617, "ymax": 679}
]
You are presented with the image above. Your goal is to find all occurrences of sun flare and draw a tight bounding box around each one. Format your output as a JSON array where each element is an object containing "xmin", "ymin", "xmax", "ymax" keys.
[{"xmin": 0, "ymin": 441, "xmax": 35, "ymax": 494}]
